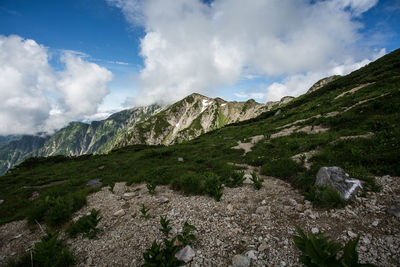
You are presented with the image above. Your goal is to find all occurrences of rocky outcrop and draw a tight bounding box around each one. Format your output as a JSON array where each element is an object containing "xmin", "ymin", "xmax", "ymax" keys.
[
  {"xmin": 115, "ymin": 93, "xmax": 270, "ymax": 147},
  {"xmin": 307, "ymin": 75, "xmax": 341, "ymax": 94},
  {"xmin": 315, "ymin": 167, "xmax": 363, "ymax": 201}
]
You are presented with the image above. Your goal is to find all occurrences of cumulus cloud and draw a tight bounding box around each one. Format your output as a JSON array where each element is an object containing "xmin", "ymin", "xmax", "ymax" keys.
[
  {"xmin": 108, "ymin": 0, "xmax": 381, "ymax": 106},
  {"xmin": 0, "ymin": 35, "xmax": 113, "ymax": 135},
  {"xmin": 264, "ymin": 48, "xmax": 386, "ymax": 101}
]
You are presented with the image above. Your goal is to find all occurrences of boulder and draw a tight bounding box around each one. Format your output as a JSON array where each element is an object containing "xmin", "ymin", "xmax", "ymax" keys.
[
  {"xmin": 178, "ymin": 157, "xmax": 184, "ymax": 162},
  {"xmin": 175, "ymin": 245, "xmax": 195, "ymax": 263},
  {"xmin": 113, "ymin": 182, "xmax": 127, "ymax": 195},
  {"xmin": 315, "ymin": 167, "xmax": 363, "ymax": 201},
  {"xmin": 232, "ymin": 254, "xmax": 250, "ymax": 267},
  {"xmin": 87, "ymin": 179, "xmax": 102, "ymax": 188}
]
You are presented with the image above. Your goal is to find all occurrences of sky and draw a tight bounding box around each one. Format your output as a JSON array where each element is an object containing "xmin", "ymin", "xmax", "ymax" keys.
[{"xmin": 0, "ymin": 0, "xmax": 399, "ymax": 135}]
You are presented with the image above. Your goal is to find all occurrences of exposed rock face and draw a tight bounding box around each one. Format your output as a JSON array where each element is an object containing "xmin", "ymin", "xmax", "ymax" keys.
[
  {"xmin": 115, "ymin": 93, "xmax": 270, "ymax": 147},
  {"xmin": 87, "ymin": 179, "xmax": 102, "ymax": 188},
  {"xmin": 315, "ymin": 167, "xmax": 363, "ymax": 201},
  {"xmin": 307, "ymin": 75, "xmax": 341, "ymax": 94}
]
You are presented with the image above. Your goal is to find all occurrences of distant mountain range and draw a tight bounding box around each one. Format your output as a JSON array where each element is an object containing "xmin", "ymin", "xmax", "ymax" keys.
[{"xmin": 0, "ymin": 93, "xmax": 297, "ymax": 175}]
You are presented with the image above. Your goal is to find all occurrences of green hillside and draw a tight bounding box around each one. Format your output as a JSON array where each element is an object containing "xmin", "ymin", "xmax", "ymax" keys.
[{"xmin": 0, "ymin": 48, "xmax": 399, "ymax": 225}]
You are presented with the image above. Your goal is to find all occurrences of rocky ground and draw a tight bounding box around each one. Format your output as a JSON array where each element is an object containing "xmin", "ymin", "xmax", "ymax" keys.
[{"xmin": 0, "ymin": 172, "xmax": 399, "ymax": 266}]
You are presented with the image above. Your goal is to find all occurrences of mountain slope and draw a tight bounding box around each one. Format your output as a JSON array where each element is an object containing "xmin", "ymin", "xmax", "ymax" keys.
[
  {"xmin": 0, "ymin": 105, "xmax": 162, "ymax": 174},
  {"xmin": 0, "ymin": 135, "xmax": 49, "ymax": 175},
  {"xmin": 115, "ymin": 94, "xmax": 282, "ymax": 147}
]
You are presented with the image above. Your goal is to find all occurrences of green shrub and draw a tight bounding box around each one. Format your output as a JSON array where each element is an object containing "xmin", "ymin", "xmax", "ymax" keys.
[
  {"xmin": 261, "ymin": 158, "xmax": 305, "ymax": 178},
  {"xmin": 46, "ymin": 197, "xmax": 72, "ymax": 227},
  {"xmin": 171, "ymin": 173, "xmax": 204, "ymax": 195},
  {"xmin": 204, "ymin": 172, "xmax": 223, "ymax": 201},
  {"xmin": 177, "ymin": 220, "xmax": 197, "ymax": 247},
  {"xmin": 250, "ymin": 172, "xmax": 264, "ymax": 190},
  {"xmin": 293, "ymin": 226, "xmax": 376, "ymax": 267},
  {"xmin": 140, "ymin": 204, "xmax": 151, "ymax": 220},
  {"xmin": 226, "ymin": 170, "xmax": 245, "ymax": 188},
  {"xmin": 305, "ymin": 186, "xmax": 345, "ymax": 209},
  {"xmin": 66, "ymin": 209, "xmax": 102, "ymax": 239},
  {"xmin": 146, "ymin": 182, "xmax": 157, "ymax": 195},
  {"xmin": 8, "ymin": 229, "xmax": 75, "ymax": 267}
]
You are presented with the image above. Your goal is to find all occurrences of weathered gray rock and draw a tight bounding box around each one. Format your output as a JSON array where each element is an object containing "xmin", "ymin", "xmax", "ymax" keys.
[
  {"xmin": 158, "ymin": 197, "xmax": 169, "ymax": 204},
  {"xmin": 178, "ymin": 157, "xmax": 184, "ymax": 162},
  {"xmin": 0, "ymin": 199, "xmax": 3, "ymax": 205},
  {"xmin": 245, "ymin": 250, "xmax": 257, "ymax": 260},
  {"xmin": 315, "ymin": 167, "xmax": 363, "ymax": 200},
  {"xmin": 113, "ymin": 182, "xmax": 127, "ymax": 195},
  {"xmin": 232, "ymin": 254, "xmax": 250, "ymax": 267},
  {"xmin": 274, "ymin": 109, "xmax": 282, "ymax": 116},
  {"xmin": 87, "ymin": 179, "xmax": 102, "ymax": 188},
  {"xmin": 113, "ymin": 209, "xmax": 125, "ymax": 217},
  {"xmin": 175, "ymin": 245, "xmax": 195, "ymax": 263},
  {"xmin": 122, "ymin": 192, "xmax": 136, "ymax": 200},
  {"xmin": 387, "ymin": 205, "xmax": 400, "ymax": 218}
]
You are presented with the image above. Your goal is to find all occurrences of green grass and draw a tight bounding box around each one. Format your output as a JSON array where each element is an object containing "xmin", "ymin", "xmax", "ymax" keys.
[{"xmin": 0, "ymin": 48, "xmax": 399, "ymax": 225}]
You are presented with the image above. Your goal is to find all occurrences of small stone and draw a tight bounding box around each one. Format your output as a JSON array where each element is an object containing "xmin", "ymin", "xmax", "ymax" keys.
[
  {"xmin": 261, "ymin": 200, "xmax": 266, "ymax": 205},
  {"xmin": 387, "ymin": 205, "xmax": 400, "ymax": 218},
  {"xmin": 87, "ymin": 179, "xmax": 102, "ymax": 188},
  {"xmin": 258, "ymin": 244, "xmax": 268, "ymax": 252},
  {"xmin": 175, "ymin": 245, "xmax": 195, "ymax": 263},
  {"xmin": 227, "ymin": 204, "xmax": 233, "ymax": 211},
  {"xmin": 232, "ymin": 255, "xmax": 250, "ymax": 267},
  {"xmin": 122, "ymin": 192, "xmax": 136, "ymax": 200},
  {"xmin": 98, "ymin": 165, "xmax": 105, "ymax": 170},
  {"xmin": 296, "ymin": 204, "xmax": 304, "ymax": 212},
  {"xmin": 178, "ymin": 157, "xmax": 184, "ymax": 162},
  {"xmin": 245, "ymin": 250, "xmax": 257, "ymax": 260},
  {"xmin": 362, "ymin": 237, "xmax": 371, "ymax": 245},
  {"xmin": 29, "ymin": 191, "xmax": 40, "ymax": 201},
  {"xmin": 347, "ymin": 230, "xmax": 357, "ymax": 238},
  {"xmin": 372, "ymin": 220, "xmax": 379, "ymax": 227},
  {"xmin": 0, "ymin": 199, "xmax": 4, "ymax": 205},
  {"xmin": 311, "ymin": 227, "xmax": 319, "ymax": 234},
  {"xmin": 159, "ymin": 197, "xmax": 169, "ymax": 204},
  {"xmin": 113, "ymin": 209, "xmax": 125, "ymax": 217},
  {"xmin": 256, "ymin": 206, "xmax": 270, "ymax": 215},
  {"xmin": 280, "ymin": 261, "xmax": 287, "ymax": 267}
]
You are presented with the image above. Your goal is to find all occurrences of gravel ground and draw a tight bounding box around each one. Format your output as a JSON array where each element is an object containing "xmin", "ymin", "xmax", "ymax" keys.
[{"xmin": 0, "ymin": 173, "xmax": 399, "ymax": 266}]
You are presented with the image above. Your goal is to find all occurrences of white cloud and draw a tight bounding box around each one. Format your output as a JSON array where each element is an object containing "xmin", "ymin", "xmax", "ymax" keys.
[
  {"xmin": 0, "ymin": 35, "xmax": 113, "ymax": 135},
  {"xmin": 264, "ymin": 48, "xmax": 386, "ymax": 101},
  {"xmin": 108, "ymin": 0, "xmax": 381, "ymax": 106},
  {"xmin": 234, "ymin": 92, "xmax": 265, "ymax": 100}
]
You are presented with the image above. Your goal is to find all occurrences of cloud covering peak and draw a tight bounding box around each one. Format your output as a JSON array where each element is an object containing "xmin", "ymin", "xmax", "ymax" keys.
[
  {"xmin": 0, "ymin": 35, "xmax": 113, "ymax": 135},
  {"xmin": 108, "ymin": 0, "xmax": 380, "ymax": 105}
]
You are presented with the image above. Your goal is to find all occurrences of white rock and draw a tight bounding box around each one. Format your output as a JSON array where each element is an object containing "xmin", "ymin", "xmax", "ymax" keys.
[
  {"xmin": 122, "ymin": 192, "xmax": 136, "ymax": 200},
  {"xmin": 227, "ymin": 204, "xmax": 233, "ymax": 211},
  {"xmin": 372, "ymin": 219, "xmax": 379, "ymax": 227},
  {"xmin": 280, "ymin": 261, "xmax": 287, "ymax": 266},
  {"xmin": 159, "ymin": 197, "xmax": 169, "ymax": 204},
  {"xmin": 311, "ymin": 227, "xmax": 319, "ymax": 234},
  {"xmin": 175, "ymin": 245, "xmax": 195, "ymax": 263},
  {"xmin": 232, "ymin": 255, "xmax": 250, "ymax": 267},
  {"xmin": 113, "ymin": 209, "xmax": 125, "ymax": 217},
  {"xmin": 347, "ymin": 230, "xmax": 357, "ymax": 238},
  {"xmin": 245, "ymin": 250, "xmax": 257, "ymax": 260},
  {"xmin": 0, "ymin": 199, "xmax": 4, "ymax": 205}
]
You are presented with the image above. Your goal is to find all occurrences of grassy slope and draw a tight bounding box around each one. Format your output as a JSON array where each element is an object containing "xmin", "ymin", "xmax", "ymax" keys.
[{"xmin": 0, "ymin": 48, "xmax": 399, "ymax": 225}]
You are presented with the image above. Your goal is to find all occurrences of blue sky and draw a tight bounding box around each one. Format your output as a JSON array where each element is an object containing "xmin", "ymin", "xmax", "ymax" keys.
[{"xmin": 0, "ymin": 0, "xmax": 399, "ymax": 134}]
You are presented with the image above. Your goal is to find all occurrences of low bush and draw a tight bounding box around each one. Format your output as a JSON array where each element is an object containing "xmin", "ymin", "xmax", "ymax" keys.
[
  {"xmin": 293, "ymin": 226, "xmax": 376, "ymax": 266},
  {"xmin": 66, "ymin": 209, "xmax": 102, "ymax": 239},
  {"xmin": 8, "ymin": 229, "xmax": 75, "ymax": 267},
  {"xmin": 171, "ymin": 173, "xmax": 205, "ymax": 195},
  {"xmin": 142, "ymin": 216, "xmax": 197, "ymax": 267},
  {"xmin": 204, "ymin": 172, "xmax": 223, "ymax": 201},
  {"xmin": 140, "ymin": 204, "xmax": 151, "ymax": 220},
  {"xmin": 250, "ymin": 172, "xmax": 264, "ymax": 190},
  {"xmin": 261, "ymin": 158, "xmax": 305, "ymax": 178},
  {"xmin": 305, "ymin": 185, "xmax": 345, "ymax": 209},
  {"xmin": 146, "ymin": 182, "xmax": 157, "ymax": 195},
  {"xmin": 225, "ymin": 170, "xmax": 245, "ymax": 188}
]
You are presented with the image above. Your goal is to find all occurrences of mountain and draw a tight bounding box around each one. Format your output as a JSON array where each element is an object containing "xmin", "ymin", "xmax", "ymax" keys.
[
  {"xmin": 0, "ymin": 135, "xmax": 50, "ymax": 175},
  {"xmin": 114, "ymin": 93, "xmax": 289, "ymax": 147},
  {"xmin": 0, "ymin": 105, "xmax": 162, "ymax": 175}
]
